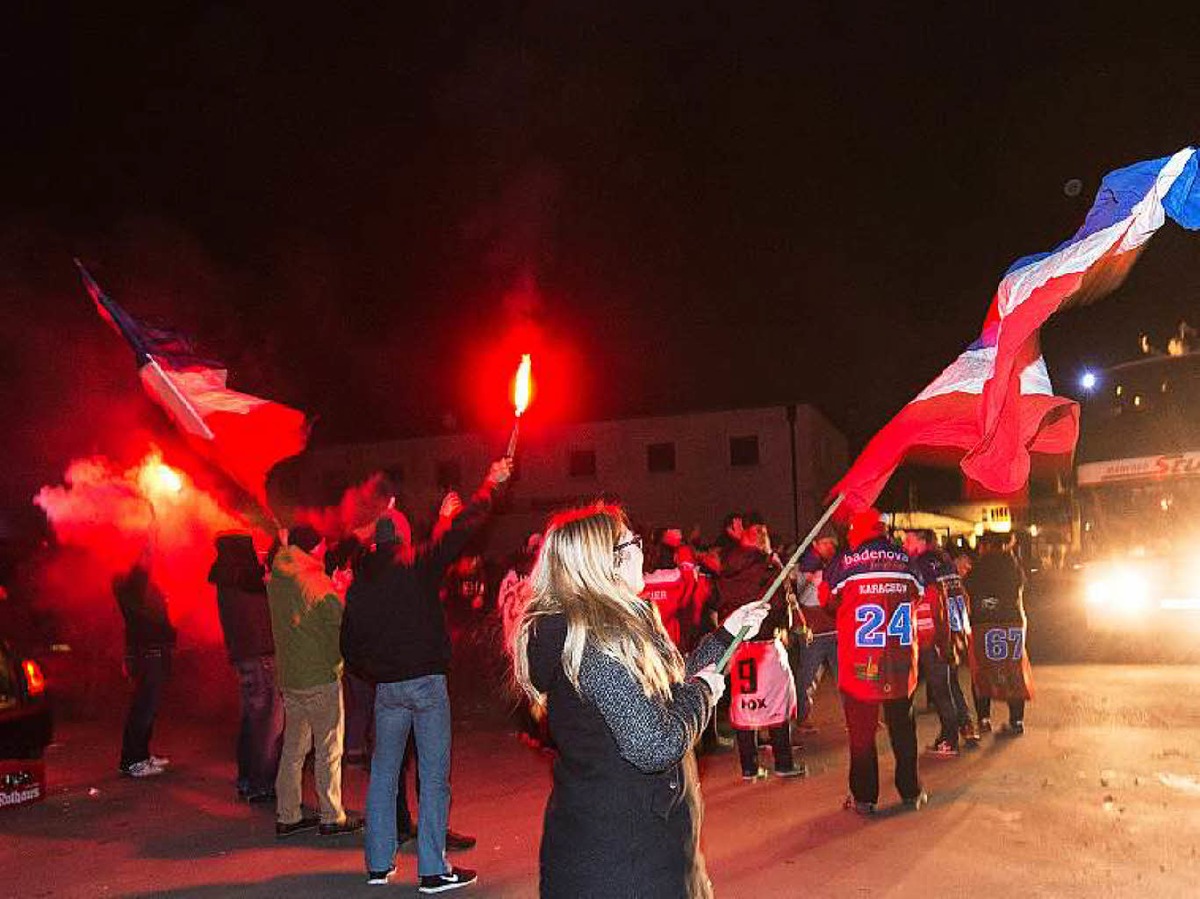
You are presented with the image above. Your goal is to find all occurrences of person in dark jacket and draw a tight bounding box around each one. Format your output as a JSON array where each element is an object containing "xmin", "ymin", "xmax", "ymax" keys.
[
  {"xmin": 513, "ymin": 503, "xmax": 769, "ymax": 899},
  {"xmin": 209, "ymin": 532, "xmax": 283, "ymax": 801},
  {"xmin": 114, "ymin": 547, "xmax": 176, "ymax": 778},
  {"xmin": 903, "ymin": 529, "xmax": 968, "ymax": 756},
  {"xmin": 345, "ymin": 457, "xmax": 511, "ymax": 892},
  {"xmin": 964, "ymin": 533, "xmax": 1031, "ymax": 735}
]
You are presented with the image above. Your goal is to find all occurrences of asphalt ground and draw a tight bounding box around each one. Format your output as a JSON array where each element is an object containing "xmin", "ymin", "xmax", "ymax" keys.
[
  {"xmin": 5, "ymin": 573, "xmax": 1200, "ymax": 897},
  {"xmin": 5, "ymin": 643, "xmax": 1200, "ymax": 898}
]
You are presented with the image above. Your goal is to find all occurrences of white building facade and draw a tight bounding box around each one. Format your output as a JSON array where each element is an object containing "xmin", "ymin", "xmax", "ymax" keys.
[{"xmin": 284, "ymin": 403, "xmax": 847, "ymax": 554}]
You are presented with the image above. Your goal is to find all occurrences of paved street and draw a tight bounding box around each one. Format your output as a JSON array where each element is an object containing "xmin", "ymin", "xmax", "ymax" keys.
[{"xmin": 5, "ymin": 654, "xmax": 1200, "ymax": 898}]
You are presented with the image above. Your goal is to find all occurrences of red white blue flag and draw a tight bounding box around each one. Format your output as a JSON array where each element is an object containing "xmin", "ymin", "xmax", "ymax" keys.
[
  {"xmin": 832, "ymin": 147, "xmax": 1200, "ymax": 513},
  {"xmin": 76, "ymin": 260, "xmax": 309, "ymax": 509}
]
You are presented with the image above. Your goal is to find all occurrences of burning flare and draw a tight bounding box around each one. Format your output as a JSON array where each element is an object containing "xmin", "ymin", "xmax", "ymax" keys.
[
  {"xmin": 506, "ymin": 354, "xmax": 533, "ymax": 459},
  {"xmin": 513, "ymin": 353, "xmax": 532, "ymax": 417},
  {"xmin": 137, "ymin": 453, "xmax": 185, "ymax": 499}
]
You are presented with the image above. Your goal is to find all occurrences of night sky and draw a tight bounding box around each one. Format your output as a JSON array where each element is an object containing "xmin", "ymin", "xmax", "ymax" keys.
[{"xmin": 3, "ymin": 3, "xmax": 1200, "ymax": 517}]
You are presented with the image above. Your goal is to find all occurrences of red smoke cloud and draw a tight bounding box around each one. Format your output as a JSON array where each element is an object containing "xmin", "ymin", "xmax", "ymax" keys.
[
  {"xmin": 290, "ymin": 471, "xmax": 410, "ymax": 546},
  {"xmin": 34, "ymin": 446, "xmax": 258, "ymax": 646}
]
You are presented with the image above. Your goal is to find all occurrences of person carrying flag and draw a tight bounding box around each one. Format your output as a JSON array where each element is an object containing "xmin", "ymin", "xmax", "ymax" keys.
[
  {"xmin": 820, "ymin": 510, "xmax": 927, "ymax": 814},
  {"xmin": 716, "ymin": 514, "xmax": 805, "ymax": 781}
]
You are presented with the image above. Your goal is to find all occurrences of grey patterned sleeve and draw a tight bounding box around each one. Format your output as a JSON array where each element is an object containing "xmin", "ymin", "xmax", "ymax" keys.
[
  {"xmin": 577, "ymin": 645, "xmax": 713, "ymax": 774},
  {"xmin": 684, "ymin": 627, "xmax": 735, "ymax": 677}
]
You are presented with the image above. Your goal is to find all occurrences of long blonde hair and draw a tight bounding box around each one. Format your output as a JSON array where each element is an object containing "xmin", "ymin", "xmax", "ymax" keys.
[{"xmin": 512, "ymin": 503, "xmax": 684, "ymax": 708}]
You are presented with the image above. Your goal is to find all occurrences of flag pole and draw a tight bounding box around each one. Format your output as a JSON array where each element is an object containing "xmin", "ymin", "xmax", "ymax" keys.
[{"xmin": 715, "ymin": 493, "xmax": 845, "ymax": 673}]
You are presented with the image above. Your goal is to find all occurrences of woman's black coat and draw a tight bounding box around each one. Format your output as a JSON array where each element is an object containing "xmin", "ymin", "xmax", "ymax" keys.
[{"xmin": 526, "ymin": 612, "xmax": 733, "ymax": 898}]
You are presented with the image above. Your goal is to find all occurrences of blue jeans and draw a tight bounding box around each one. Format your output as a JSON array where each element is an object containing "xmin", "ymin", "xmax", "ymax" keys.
[
  {"xmin": 366, "ymin": 674, "xmax": 452, "ymax": 876},
  {"xmin": 796, "ymin": 633, "xmax": 838, "ymax": 723},
  {"xmin": 233, "ymin": 656, "xmax": 284, "ymax": 796}
]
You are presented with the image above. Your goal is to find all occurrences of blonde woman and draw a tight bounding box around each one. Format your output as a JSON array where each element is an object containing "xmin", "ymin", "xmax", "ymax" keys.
[{"xmin": 513, "ymin": 504, "xmax": 768, "ymax": 898}]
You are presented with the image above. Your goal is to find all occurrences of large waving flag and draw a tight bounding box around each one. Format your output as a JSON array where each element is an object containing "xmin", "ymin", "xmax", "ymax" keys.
[
  {"xmin": 76, "ymin": 261, "xmax": 310, "ymax": 510},
  {"xmin": 831, "ymin": 147, "xmax": 1200, "ymax": 513}
]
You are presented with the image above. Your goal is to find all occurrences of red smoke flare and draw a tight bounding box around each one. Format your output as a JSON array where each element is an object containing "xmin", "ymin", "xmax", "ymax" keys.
[{"xmin": 34, "ymin": 446, "xmax": 260, "ymax": 646}]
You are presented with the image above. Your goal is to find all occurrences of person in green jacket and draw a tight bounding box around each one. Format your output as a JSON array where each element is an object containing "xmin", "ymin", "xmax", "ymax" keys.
[{"xmin": 268, "ymin": 524, "xmax": 363, "ymax": 838}]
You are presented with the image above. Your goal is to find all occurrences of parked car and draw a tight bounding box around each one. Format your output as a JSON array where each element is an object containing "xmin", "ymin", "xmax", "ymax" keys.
[{"xmin": 0, "ymin": 641, "xmax": 52, "ymax": 759}]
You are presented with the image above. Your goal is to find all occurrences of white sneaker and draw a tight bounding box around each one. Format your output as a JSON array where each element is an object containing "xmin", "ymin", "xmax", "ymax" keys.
[{"xmin": 122, "ymin": 760, "xmax": 165, "ymax": 778}]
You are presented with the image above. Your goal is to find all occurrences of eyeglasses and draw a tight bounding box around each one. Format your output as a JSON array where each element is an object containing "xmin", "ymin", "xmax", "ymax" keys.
[{"xmin": 614, "ymin": 534, "xmax": 643, "ymax": 553}]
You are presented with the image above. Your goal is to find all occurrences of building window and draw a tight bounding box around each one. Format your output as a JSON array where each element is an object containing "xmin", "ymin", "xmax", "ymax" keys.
[
  {"xmin": 435, "ymin": 459, "xmax": 462, "ymax": 487},
  {"xmin": 646, "ymin": 442, "xmax": 676, "ymax": 473},
  {"xmin": 729, "ymin": 435, "xmax": 760, "ymax": 467},
  {"xmin": 569, "ymin": 449, "xmax": 596, "ymax": 478}
]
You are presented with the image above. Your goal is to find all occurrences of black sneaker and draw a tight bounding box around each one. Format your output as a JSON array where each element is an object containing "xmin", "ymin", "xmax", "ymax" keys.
[
  {"xmin": 903, "ymin": 791, "xmax": 930, "ymax": 811},
  {"xmin": 276, "ymin": 815, "xmax": 320, "ymax": 838},
  {"xmin": 774, "ymin": 764, "xmax": 807, "ymax": 778},
  {"xmin": 319, "ymin": 814, "xmax": 364, "ymax": 836},
  {"xmin": 366, "ymin": 866, "xmax": 396, "ymax": 886},
  {"xmin": 926, "ymin": 739, "xmax": 960, "ymax": 758},
  {"xmin": 741, "ymin": 766, "xmax": 769, "ymax": 781},
  {"xmin": 978, "ymin": 717, "xmax": 993, "ymax": 734},
  {"xmin": 446, "ymin": 829, "xmax": 477, "ymax": 851},
  {"xmin": 1001, "ymin": 721, "xmax": 1025, "ymax": 737},
  {"xmin": 418, "ymin": 866, "xmax": 477, "ymax": 893},
  {"xmin": 842, "ymin": 795, "xmax": 876, "ymax": 816}
]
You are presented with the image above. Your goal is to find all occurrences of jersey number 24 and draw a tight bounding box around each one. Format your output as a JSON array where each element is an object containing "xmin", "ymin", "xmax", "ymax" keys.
[{"xmin": 854, "ymin": 602, "xmax": 913, "ymax": 648}]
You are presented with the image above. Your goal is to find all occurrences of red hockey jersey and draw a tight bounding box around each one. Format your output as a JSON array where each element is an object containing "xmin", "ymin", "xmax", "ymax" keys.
[{"xmin": 819, "ymin": 537, "xmax": 924, "ymax": 702}]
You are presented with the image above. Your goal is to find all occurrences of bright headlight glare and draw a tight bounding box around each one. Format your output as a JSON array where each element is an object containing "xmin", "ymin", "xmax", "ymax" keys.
[
  {"xmin": 1086, "ymin": 566, "xmax": 1149, "ymax": 610},
  {"xmin": 1085, "ymin": 577, "xmax": 1112, "ymax": 605}
]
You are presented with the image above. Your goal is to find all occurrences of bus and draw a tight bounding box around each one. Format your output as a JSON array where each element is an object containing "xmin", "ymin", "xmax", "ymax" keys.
[{"xmin": 1075, "ymin": 351, "xmax": 1200, "ymax": 632}]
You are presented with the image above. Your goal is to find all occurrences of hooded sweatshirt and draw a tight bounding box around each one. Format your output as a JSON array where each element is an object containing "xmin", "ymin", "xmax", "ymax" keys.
[
  {"xmin": 341, "ymin": 482, "xmax": 498, "ymax": 684},
  {"xmin": 208, "ymin": 534, "xmax": 273, "ymax": 662},
  {"xmin": 267, "ymin": 546, "xmax": 344, "ymax": 690}
]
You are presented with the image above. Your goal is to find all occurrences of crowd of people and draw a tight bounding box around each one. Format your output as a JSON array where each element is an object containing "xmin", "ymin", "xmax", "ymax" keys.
[{"xmin": 109, "ymin": 463, "xmax": 1033, "ymax": 895}]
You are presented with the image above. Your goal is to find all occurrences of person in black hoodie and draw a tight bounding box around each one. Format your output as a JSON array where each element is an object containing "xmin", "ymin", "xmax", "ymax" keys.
[
  {"xmin": 513, "ymin": 503, "xmax": 769, "ymax": 899},
  {"xmin": 344, "ymin": 457, "xmax": 510, "ymax": 892},
  {"xmin": 208, "ymin": 532, "xmax": 283, "ymax": 802},
  {"xmin": 113, "ymin": 546, "xmax": 176, "ymax": 778}
]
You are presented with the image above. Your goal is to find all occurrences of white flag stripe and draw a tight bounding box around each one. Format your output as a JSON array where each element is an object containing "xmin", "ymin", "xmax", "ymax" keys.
[
  {"xmin": 915, "ymin": 147, "xmax": 1194, "ymax": 406},
  {"xmin": 996, "ymin": 147, "xmax": 1194, "ymax": 319},
  {"xmin": 915, "ymin": 348, "xmax": 1051, "ymax": 402},
  {"xmin": 159, "ymin": 365, "xmax": 270, "ymax": 417}
]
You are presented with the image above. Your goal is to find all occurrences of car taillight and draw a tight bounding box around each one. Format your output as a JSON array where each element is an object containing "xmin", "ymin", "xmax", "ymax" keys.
[{"xmin": 22, "ymin": 659, "xmax": 46, "ymax": 697}]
